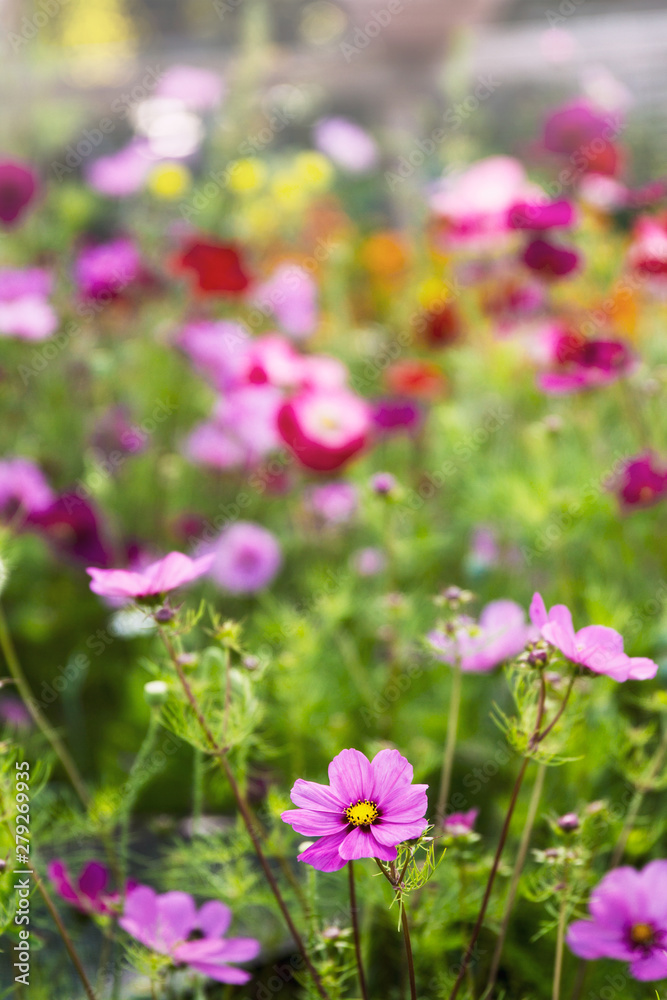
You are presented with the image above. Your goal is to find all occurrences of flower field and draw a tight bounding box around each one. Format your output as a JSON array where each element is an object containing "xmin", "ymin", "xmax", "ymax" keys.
[{"xmin": 1, "ymin": 31, "xmax": 667, "ymax": 1000}]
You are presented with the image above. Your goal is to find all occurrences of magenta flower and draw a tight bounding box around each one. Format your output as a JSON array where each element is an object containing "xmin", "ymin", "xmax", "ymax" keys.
[
  {"xmin": 48, "ymin": 860, "xmax": 128, "ymax": 916},
  {"xmin": 28, "ymin": 493, "xmax": 112, "ymax": 567},
  {"xmin": 427, "ymin": 600, "xmax": 532, "ymax": 673},
  {"xmin": 0, "ymin": 159, "xmax": 39, "ymax": 226},
  {"xmin": 567, "ymin": 862, "xmax": 667, "ymax": 981},
  {"xmin": 313, "ymin": 117, "xmax": 379, "ymax": 173},
  {"xmin": 444, "ymin": 809, "xmax": 478, "ymax": 838},
  {"xmin": 507, "ymin": 199, "xmax": 575, "ymax": 230},
  {"xmin": 74, "ymin": 238, "xmax": 143, "ymax": 302},
  {"xmin": 281, "ymin": 748, "xmax": 429, "ymax": 872},
  {"xmin": 278, "ymin": 387, "xmax": 371, "ymax": 472},
  {"xmin": 537, "ymin": 327, "xmax": 634, "ymax": 394},
  {"xmin": 0, "ymin": 268, "xmax": 57, "ymax": 341},
  {"xmin": 430, "ymin": 156, "xmax": 531, "ymax": 244},
  {"xmin": 120, "ymin": 887, "xmax": 259, "ymax": 984},
  {"xmin": 87, "ymin": 551, "xmax": 214, "ymax": 599},
  {"xmin": 207, "ymin": 522, "xmax": 281, "ymax": 595},
  {"xmin": 522, "ymin": 238, "xmax": 579, "ymax": 279},
  {"xmin": 0, "ymin": 457, "xmax": 54, "ymax": 519},
  {"xmin": 372, "ymin": 398, "xmax": 422, "ymax": 436},
  {"xmin": 530, "ymin": 593, "xmax": 658, "ymax": 681},
  {"xmin": 615, "ymin": 453, "xmax": 667, "ymax": 511},
  {"xmin": 252, "ymin": 264, "xmax": 319, "ymax": 340}
]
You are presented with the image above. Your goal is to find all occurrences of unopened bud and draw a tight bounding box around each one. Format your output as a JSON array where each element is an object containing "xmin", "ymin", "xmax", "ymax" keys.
[{"xmin": 144, "ymin": 680, "xmax": 169, "ymax": 707}]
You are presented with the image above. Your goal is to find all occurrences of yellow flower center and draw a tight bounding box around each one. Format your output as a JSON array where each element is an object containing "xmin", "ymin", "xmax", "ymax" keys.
[
  {"xmin": 630, "ymin": 923, "xmax": 654, "ymax": 947},
  {"xmin": 345, "ymin": 799, "xmax": 379, "ymax": 827}
]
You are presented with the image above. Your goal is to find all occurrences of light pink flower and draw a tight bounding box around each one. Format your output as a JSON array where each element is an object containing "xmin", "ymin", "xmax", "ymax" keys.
[
  {"xmin": 86, "ymin": 141, "xmax": 154, "ymax": 198},
  {"xmin": 207, "ymin": 522, "xmax": 281, "ymax": 595},
  {"xmin": 87, "ymin": 551, "xmax": 214, "ymax": 599},
  {"xmin": 530, "ymin": 593, "xmax": 658, "ymax": 681},
  {"xmin": 444, "ymin": 809, "xmax": 478, "ymax": 837},
  {"xmin": 0, "ymin": 268, "xmax": 57, "ymax": 341},
  {"xmin": 155, "ymin": 65, "xmax": 225, "ymax": 110},
  {"xmin": 427, "ymin": 600, "xmax": 532, "ymax": 673},
  {"xmin": 313, "ymin": 117, "xmax": 379, "ymax": 173},
  {"xmin": 252, "ymin": 264, "xmax": 318, "ymax": 340},
  {"xmin": 0, "ymin": 457, "xmax": 54, "ymax": 517}
]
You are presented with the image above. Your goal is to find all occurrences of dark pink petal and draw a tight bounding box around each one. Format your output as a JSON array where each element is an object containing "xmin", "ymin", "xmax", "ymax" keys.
[
  {"xmin": 47, "ymin": 861, "xmax": 80, "ymax": 906},
  {"xmin": 281, "ymin": 807, "xmax": 346, "ymax": 836},
  {"xmin": 197, "ymin": 900, "xmax": 232, "ymax": 938},
  {"xmin": 175, "ymin": 936, "xmax": 259, "ymax": 966},
  {"xmin": 297, "ymin": 830, "xmax": 349, "ymax": 872},
  {"xmin": 78, "ymin": 861, "xmax": 109, "ymax": 901},
  {"xmin": 338, "ymin": 826, "xmax": 378, "ymax": 861},
  {"xmin": 589, "ymin": 867, "xmax": 646, "ymax": 928},
  {"xmin": 155, "ymin": 890, "xmax": 197, "ymax": 949},
  {"xmin": 370, "ymin": 818, "xmax": 428, "ymax": 846},
  {"xmin": 328, "ymin": 748, "xmax": 372, "ymax": 803},
  {"xmin": 369, "ymin": 748, "xmax": 413, "ymax": 800},
  {"xmin": 289, "ymin": 777, "xmax": 345, "ymax": 811}
]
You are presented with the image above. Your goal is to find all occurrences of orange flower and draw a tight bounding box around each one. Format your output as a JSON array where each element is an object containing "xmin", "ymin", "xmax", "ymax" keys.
[
  {"xmin": 361, "ymin": 231, "xmax": 410, "ymax": 279},
  {"xmin": 384, "ymin": 360, "xmax": 446, "ymax": 400}
]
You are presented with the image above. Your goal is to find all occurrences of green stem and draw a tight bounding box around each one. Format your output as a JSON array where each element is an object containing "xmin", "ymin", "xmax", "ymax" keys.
[
  {"xmin": 486, "ymin": 761, "xmax": 547, "ymax": 993},
  {"xmin": 192, "ymin": 747, "xmax": 204, "ymax": 835},
  {"xmin": 119, "ymin": 709, "xmax": 161, "ymax": 885},
  {"xmin": 611, "ymin": 725, "xmax": 667, "ymax": 867},
  {"xmin": 348, "ymin": 860, "xmax": 368, "ymax": 1000},
  {"xmin": 0, "ymin": 602, "xmax": 89, "ymax": 807},
  {"xmin": 401, "ymin": 906, "xmax": 417, "ymax": 1000},
  {"xmin": 552, "ymin": 889, "xmax": 567, "ymax": 1000},
  {"xmin": 437, "ymin": 662, "xmax": 462, "ymax": 823}
]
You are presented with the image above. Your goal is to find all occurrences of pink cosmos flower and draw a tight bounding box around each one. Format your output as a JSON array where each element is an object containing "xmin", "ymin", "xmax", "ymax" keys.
[
  {"xmin": 444, "ymin": 809, "xmax": 478, "ymax": 837},
  {"xmin": 507, "ymin": 199, "xmax": 575, "ymax": 230},
  {"xmin": 86, "ymin": 141, "xmax": 154, "ymax": 198},
  {"xmin": 628, "ymin": 215, "xmax": 667, "ymax": 278},
  {"xmin": 308, "ymin": 482, "xmax": 358, "ymax": 524},
  {"xmin": 87, "ymin": 551, "xmax": 214, "ymax": 599},
  {"xmin": 372, "ymin": 398, "xmax": 422, "ymax": 436},
  {"xmin": 207, "ymin": 522, "xmax": 281, "ymax": 594},
  {"xmin": 281, "ymin": 747, "xmax": 429, "ymax": 872},
  {"xmin": 427, "ymin": 600, "xmax": 532, "ymax": 673},
  {"xmin": 252, "ymin": 264, "xmax": 319, "ymax": 340},
  {"xmin": 543, "ymin": 100, "xmax": 620, "ymax": 176},
  {"xmin": 352, "ymin": 547, "xmax": 387, "ymax": 577},
  {"xmin": 176, "ymin": 320, "xmax": 251, "ymax": 390},
  {"xmin": 615, "ymin": 453, "xmax": 667, "ymax": 511},
  {"xmin": 185, "ymin": 384, "xmax": 283, "ymax": 471},
  {"xmin": 0, "ymin": 268, "xmax": 57, "ymax": 341},
  {"xmin": 0, "ymin": 457, "xmax": 54, "ymax": 518},
  {"xmin": 537, "ymin": 327, "xmax": 634, "ymax": 394},
  {"xmin": 313, "ymin": 117, "xmax": 379, "ymax": 173},
  {"xmin": 0, "ymin": 159, "xmax": 39, "ymax": 226},
  {"xmin": 155, "ymin": 65, "xmax": 225, "ymax": 110},
  {"xmin": 278, "ymin": 388, "xmax": 371, "ymax": 472},
  {"xmin": 567, "ymin": 861, "xmax": 667, "ymax": 981},
  {"xmin": 74, "ymin": 238, "xmax": 143, "ymax": 301},
  {"xmin": 48, "ymin": 860, "xmax": 129, "ymax": 916},
  {"xmin": 28, "ymin": 493, "xmax": 112, "ymax": 567},
  {"xmin": 120, "ymin": 887, "xmax": 260, "ymax": 984},
  {"xmin": 529, "ymin": 593, "xmax": 658, "ymax": 681}
]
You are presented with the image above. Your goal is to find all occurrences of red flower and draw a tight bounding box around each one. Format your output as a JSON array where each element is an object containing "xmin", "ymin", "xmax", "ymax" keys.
[
  {"xmin": 420, "ymin": 303, "xmax": 461, "ymax": 348},
  {"xmin": 175, "ymin": 237, "xmax": 252, "ymax": 294},
  {"xmin": 384, "ymin": 360, "xmax": 446, "ymax": 400},
  {"xmin": 522, "ymin": 238, "xmax": 579, "ymax": 279}
]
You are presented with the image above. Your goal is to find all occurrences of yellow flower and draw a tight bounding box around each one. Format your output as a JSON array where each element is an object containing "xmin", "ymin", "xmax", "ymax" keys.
[
  {"xmin": 417, "ymin": 277, "xmax": 451, "ymax": 310},
  {"xmin": 271, "ymin": 172, "xmax": 307, "ymax": 210},
  {"xmin": 147, "ymin": 162, "xmax": 191, "ymax": 200},
  {"xmin": 293, "ymin": 152, "xmax": 334, "ymax": 191},
  {"xmin": 227, "ymin": 158, "xmax": 267, "ymax": 194}
]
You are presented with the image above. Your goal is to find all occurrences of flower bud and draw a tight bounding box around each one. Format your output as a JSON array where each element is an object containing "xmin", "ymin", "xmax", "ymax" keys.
[
  {"xmin": 144, "ymin": 680, "xmax": 169, "ymax": 707},
  {"xmin": 558, "ymin": 812, "xmax": 580, "ymax": 832}
]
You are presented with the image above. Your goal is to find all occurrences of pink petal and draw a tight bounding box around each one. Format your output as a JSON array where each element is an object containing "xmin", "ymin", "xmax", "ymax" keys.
[
  {"xmin": 566, "ymin": 920, "xmax": 627, "ymax": 960},
  {"xmin": 297, "ymin": 830, "xmax": 349, "ymax": 872},
  {"xmin": 369, "ymin": 748, "xmax": 414, "ymax": 800},
  {"xmin": 338, "ymin": 826, "xmax": 378, "ymax": 861},
  {"xmin": 197, "ymin": 900, "xmax": 232, "ymax": 938},
  {"xmin": 328, "ymin": 748, "xmax": 372, "ymax": 803},
  {"xmin": 78, "ymin": 861, "xmax": 108, "ymax": 900},
  {"xmin": 155, "ymin": 891, "xmax": 197, "ymax": 949},
  {"xmin": 626, "ymin": 656, "xmax": 659, "ymax": 681},
  {"xmin": 629, "ymin": 951, "xmax": 667, "ymax": 981},
  {"xmin": 378, "ymin": 783, "xmax": 429, "ymax": 819},
  {"xmin": 289, "ymin": 777, "xmax": 345, "ymax": 811},
  {"xmin": 370, "ymin": 818, "xmax": 428, "ymax": 846},
  {"xmin": 529, "ymin": 592, "xmax": 548, "ymax": 627},
  {"xmin": 119, "ymin": 885, "xmax": 160, "ymax": 950},
  {"xmin": 281, "ymin": 807, "xmax": 346, "ymax": 836},
  {"xmin": 47, "ymin": 861, "xmax": 80, "ymax": 906}
]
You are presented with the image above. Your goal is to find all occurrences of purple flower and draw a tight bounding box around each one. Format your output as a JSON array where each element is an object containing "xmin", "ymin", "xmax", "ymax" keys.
[
  {"xmin": 0, "ymin": 696, "xmax": 32, "ymax": 730},
  {"xmin": 91, "ymin": 406, "xmax": 148, "ymax": 458},
  {"xmin": 507, "ymin": 199, "xmax": 575, "ymax": 230},
  {"xmin": 530, "ymin": 593, "xmax": 658, "ymax": 681},
  {"xmin": 87, "ymin": 551, "xmax": 214, "ymax": 600},
  {"xmin": 281, "ymin": 747, "xmax": 429, "ymax": 872},
  {"xmin": 352, "ymin": 547, "xmax": 386, "ymax": 577},
  {"xmin": 252, "ymin": 264, "xmax": 319, "ymax": 340},
  {"xmin": 0, "ymin": 458, "xmax": 54, "ymax": 519},
  {"xmin": 74, "ymin": 238, "xmax": 143, "ymax": 301},
  {"xmin": 0, "ymin": 268, "xmax": 57, "ymax": 341},
  {"xmin": 0, "ymin": 159, "xmax": 39, "ymax": 226},
  {"xmin": 372, "ymin": 397, "xmax": 422, "ymax": 435},
  {"xmin": 444, "ymin": 809, "xmax": 478, "ymax": 837},
  {"xmin": 313, "ymin": 118, "xmax": 379, "ymax": 174},
  {"xmin": 119, "ymin": 887, "xmax": 259, "ymax": 984},
  {"xmin": 567, "ymin": 862, "xmax": 667, "ymax": 981},
  {"xmin": 370, "ymin": 472, "xmax": 396, "ymax": 495},
  {"xmin": 208, "ymin": 522, "xmax": 281, "ymax": 594},
  {"xmin": 28, "ymin": 493, "xmax": 112, "ymax": 567},
  {"xmin": 427, "ymin": 600, "xmax": 532, "ymax": 673},
  {"xmin": 48, "ymin": 860, "xmax": 128, "ymax": 916},
  {"xmin": 308, "ymin": 482, "xmax": 358, "ymax": 524}
]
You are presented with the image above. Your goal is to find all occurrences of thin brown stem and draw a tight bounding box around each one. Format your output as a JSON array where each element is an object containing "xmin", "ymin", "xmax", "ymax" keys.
[
  {"xmin": 0, "ymin": 603, "xmax": 89, "ymax": 807},
  {"xmin": 537, "ymin": 672, "xmax": 576, "ymax": 744},
  {"xmin": 348, "ymin": 861, "xmax": 368, "ymax": 1000},
  {"xmin": 375, "ymin": 859, "xmax": 417, "ymax": 1000},
  {"xmin": 486, "ymin": 761, "xmax": 547, "ymax": 994},
  {"xmin": 160, "ymin": 629, "xmax": 330, "ymax": 1000}
]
